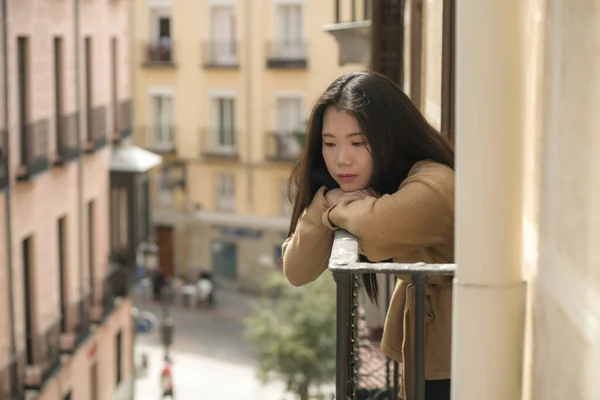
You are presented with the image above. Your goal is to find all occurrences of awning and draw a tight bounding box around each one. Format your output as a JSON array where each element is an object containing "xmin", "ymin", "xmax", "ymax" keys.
[{"xmin": 110, "ymin": 145, "xmax": 163, "ymax": 173}]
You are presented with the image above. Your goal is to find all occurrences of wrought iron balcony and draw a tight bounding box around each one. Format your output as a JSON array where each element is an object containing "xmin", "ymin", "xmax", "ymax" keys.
[
  {"xmin": 142, "ymin": 126, "xmax": 176, "ymax": 154},
  {"xmin": 60, "ymin": 294, "xmax": 92, "ymax": 354},
  {"xmin": 113, "ymin": 99, "xmax": 132, "ymax": 143},
  {"xmin": 264, "ymin": 131, "xmax": 305, "ymax": 162},
  {"xmin": 329, "ymin": 230, "xmax": 456, "ymax": 400},
  {"xmin": 202, "ymin": 41, "xmax": 239, "ymax": 68},
  {"xmin": 54, "ymin": 112, "xmax": 79, "ymax": 166},
  {"xmin": 0, "ymin": 128, "xmax": 7, "ymax": 189},
  {"xmin": 92, "ymin": 266, "xmax": 136, "ymax": 324},
  {"xmin": 142, "ymin": 40, "xmax": 175, "ymax": 67},
  {"xmin": 24, "ymin": 319, "xmax": 62, "ymax": 390},
  {"xmin": 16, "ymin": 119, "xmax": 50, "ymax": 181},
  {"xmin": 200, "ymin": 129, "xmax": 238, "ymax": 159},
  {"xmin": 85, "ymin": 105, "xmax": 107, "ymax": 153},
  {"xmin": 0, "ymin": 352, "xmax": 26, "ymax": 400},
  {"xmin": 266, "ymin": 41, "xmax": 307, "ymax": 69},
  {"xmin": 324, "ymin": 0, "xmax": 372, "ymax": 66}
]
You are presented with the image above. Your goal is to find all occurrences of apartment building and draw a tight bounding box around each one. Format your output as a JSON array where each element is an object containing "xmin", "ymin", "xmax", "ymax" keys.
[
  {"xmin": 0, "ymin": 0, "xmax": 156, "ymax": 399},
  {"xmin": 133, "ymin": 0, "xmax": 361, "ymax": 291}
]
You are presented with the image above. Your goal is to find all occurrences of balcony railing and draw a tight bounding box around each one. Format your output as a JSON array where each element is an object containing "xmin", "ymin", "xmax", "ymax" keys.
[
  {"xmin": 92, "ymin": 267, "xmax": 136, "ymax": 324},
  {"xmin": 143, "ymin": 126, "xmax": 176, "ymax": 153},
  {"xmin": 25, "ymin": 318, "xmax": 62, "ymax": 390},
  {"xmin": 17, "ymin": 119, "xmax": 50, "ymax": 181},
  {"xmin": 142, "ymin": 40, "xmax": 175, "ymax": 67},
  {"xmin": 0, "ymin": 128, "xmax": 7, "ymax": 189},
  {"xmin": 0, "ymin": 352, "xmax": 26, "ymax": 400},
  {"xmin": 325, "ymin": 0, "xmax": 372, "ymax": 66},
  {"xmin": 60, "ymin": 294, "xmax": 92, "ymax": 354},
  {"xmin": 117, "ymin": 99, "xmax": 132, "ymax": 140},
  {"xmin": 334, "ymin": 0, "xmax": 371, "ymax": 23},
  {"xmin": 266, "ymin": 41, "xmax": 307, "ymax": 69},
  {"xmin": 200, "ymin": 129, "xmax": 238, "ymax": 159},
  {"xmin": 329, "ymin": 230, "xmax": 456, "ymax": 400},
  {"xmin": 85, "ymin": 105, "xmax": 107, "ymax": 153},
  {"xmin": 202, "ymin": 41, "xmax": 239, "ymax": 68},
  {"xmin": 55, "ymin": 112, "xmax": 79, "ymax": 166},
  {"xmin": 264, "ymin": 131, "xmax": 305, "ymax": 162}
]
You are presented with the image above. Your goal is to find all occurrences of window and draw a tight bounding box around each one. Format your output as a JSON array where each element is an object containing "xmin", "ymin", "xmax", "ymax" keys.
[
  {"xmin": 281, "ymin": 180, "xmax": 292, "ymax": 216},
  {"xmin": 54, "ymin": 37, "xmax": 64, "ymax": 134},
  {"xmin": 23, "ymin": 236, "xmax": 34, "ymax": 365},
  {"xmin": 58, "ymin": 217, "xmax": 68, "ymax": 333},
  {"xmin": 17, "ymin": 37, "xmax": 30, "ymax": 165},
  {"xmin": 149, "ymin": 93, "xmax": 174, "ymax": 150},
  {"xmin": 216, "ymin": 174, "xmax": 235, "ymax": 212},
  {"xmin": 147, "ymin": 8, "xmax": 173, "ymax": 63},
  {"xmin": 111, "ymin": 187, "xmax": 129, "ymax": 251},
  {"xmin": 115, "ymin": 331, "xmax": 123, "ymax": 385},
  {"xmin": 212, "ymin": 97, "xmax": 236, "ymax": 154},
  {"xmin": 275, "ymin": 3, "xmax": 303, "ymax": 58},
  {"xmin": 84, "ymin": 37, "xmax": 93, "ymax": 141},
  {"xmin": 111, "ymin": 37, "xmax": 118, "ymax": 133},
  {"xmin": 276, "ymin": 96, "xmax": 304, "ymax": 158},
  {"xmin": 210, "ymin": 5, "xmax": 236, "ymax": 65}
]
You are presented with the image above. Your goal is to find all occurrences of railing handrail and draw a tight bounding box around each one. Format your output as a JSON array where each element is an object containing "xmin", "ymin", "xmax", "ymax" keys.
[{"xmin": 329, "ymin": 230, "xmax": 456, "ymax": 400}]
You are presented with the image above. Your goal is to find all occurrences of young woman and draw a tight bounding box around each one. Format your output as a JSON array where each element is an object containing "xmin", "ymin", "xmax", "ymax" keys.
[{"xmin": 281, "ymin": 71, "xmax": 454, "ymax": 400}]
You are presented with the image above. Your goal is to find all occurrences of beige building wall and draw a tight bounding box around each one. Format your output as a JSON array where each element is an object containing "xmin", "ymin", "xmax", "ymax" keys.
[
  {"xmin": 134, "ymin": 0, "xmax": 361, "ymax": 291},
  {"xmin": 0, "ymin": 0, "xmax": 134, "ymax": 398}
]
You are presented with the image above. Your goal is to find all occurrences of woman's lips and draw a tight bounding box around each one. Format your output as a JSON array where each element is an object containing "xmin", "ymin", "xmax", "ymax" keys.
[{"xmin": 338, "ymin": 174, "xmax": 357, "ymax": 182}]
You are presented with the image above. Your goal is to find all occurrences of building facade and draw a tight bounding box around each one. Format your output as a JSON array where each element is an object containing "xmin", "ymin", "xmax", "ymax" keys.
[
  {"xmin": 133, "ymin": 0, "xmax": 361, "ymax": 291},
  {"xmin": 0, "ymin": 0, "xmax": 144, "ymax": 399}
]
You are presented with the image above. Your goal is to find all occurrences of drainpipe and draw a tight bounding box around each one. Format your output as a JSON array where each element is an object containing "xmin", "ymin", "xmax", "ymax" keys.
[
  {"xmin": 74, "ymin": 0, "xmax": 85, "ymax": 306},
  {"xmin": 452, "ymin": 1, "xmax": 527, "ymax": 399},
  {"xmin": 244, "ymin": 0, "xmax": 253, "ymax": 209},
  {"xmin": 2, "ymin": 0, "xmax": 17, "ymax": 364}
]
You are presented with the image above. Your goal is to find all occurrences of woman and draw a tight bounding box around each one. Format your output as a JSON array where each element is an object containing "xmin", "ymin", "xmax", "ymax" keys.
[{"xmin": 282, "ymin": 71, "xmax": 454, "ymax": 400}]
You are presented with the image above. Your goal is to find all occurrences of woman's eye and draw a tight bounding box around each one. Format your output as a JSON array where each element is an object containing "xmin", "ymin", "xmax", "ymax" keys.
[
  {"xmin": 352, "ymin": 142, "xmax": 366, "ymax": 147},
  {"xmin": 323, "ymin": 142, "xmax": 335, "ymax": 148}
]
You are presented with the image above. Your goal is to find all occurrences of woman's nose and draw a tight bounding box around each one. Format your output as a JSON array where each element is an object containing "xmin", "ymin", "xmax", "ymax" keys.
[{"xmin": 336, "ymin": 147, "xmax": 352, "ymax": 166}]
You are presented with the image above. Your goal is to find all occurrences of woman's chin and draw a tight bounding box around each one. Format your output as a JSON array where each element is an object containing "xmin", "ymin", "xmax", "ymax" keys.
[{"xmin": 339, "ymin": 182, "xmax": 366, "ymax": 192}]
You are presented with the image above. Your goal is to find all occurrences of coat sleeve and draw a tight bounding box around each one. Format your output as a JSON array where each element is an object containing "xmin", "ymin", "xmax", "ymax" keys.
[
  {"xmin": 282, "ymin": 186, "xmax": 335, "ymax": 286},
  {"xmin": 321, "ymin": 177, "xmax": 453, "ymax": 262}
]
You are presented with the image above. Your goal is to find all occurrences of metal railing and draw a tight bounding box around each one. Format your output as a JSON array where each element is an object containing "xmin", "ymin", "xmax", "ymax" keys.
[
  {"xmin": 55, "ymin": 112, "xmax": 79, "ymax": 165},
  {"xmin": 85, "ymin": 105, "xmax": 107, "ymax": 152},
  {"xmin": 74, "ymin": 294, "xmax": 92, "ymax": 348},
  {"xmin": 202, "ymin": 41, "xmax": 239, "ymax": 68},
  {"xmin": 142, "ymin": 40, "xmax": 175, "ymax": 66},
  {"xmin": 329, "ymin": 230, "xmax": 456, "ymax": 400},
  {"xmin": 335, "ymin": 0, "xmax": 371, "ymax": 23},
  {"xmin": 200, "ymin": 129, "xmax": 238, "ymax": 159},
  {"xmin": 266, "ymin": 41, "xmax": 307, "ymax": 68},
  {"xmin": 118, "ymin": 99, "xmax": 132, "ymax": 139},
  {"xmin": 0, "ymin": 352, "xmax": 26, "ymax": 400},
  {"xmin": 142, "ymin": 126, "xmax": 176, "ymax": 153},
  {"xmin": 17, "ymin": 119, "xmax": 50, "ymax": 180},
  {"xmin": 25, "ymin": 318, "xmax": 62, "ymax": 389},
  {"xmin": 264, "ymin": 131, "xmax": 305, "ymax": 162},
  {"xmin": 0, "ymin": 128, "xmax": 7, "ymax": 189}
]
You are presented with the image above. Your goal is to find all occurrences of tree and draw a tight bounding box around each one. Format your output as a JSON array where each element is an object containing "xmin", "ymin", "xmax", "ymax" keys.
[{"xmin": 244, "ymin": 272, "xmax": 337, "ymax": 400}]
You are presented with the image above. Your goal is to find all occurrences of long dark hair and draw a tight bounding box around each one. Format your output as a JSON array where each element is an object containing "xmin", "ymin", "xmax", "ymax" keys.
[{"xmin": 287, "ymin": 71, "xmax": 454, "ymax": 302}]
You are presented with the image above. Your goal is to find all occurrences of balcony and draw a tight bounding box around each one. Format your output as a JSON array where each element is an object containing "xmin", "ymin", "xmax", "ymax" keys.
[
  {"xmin": 113, "ymin": 99, "xmax": 132, "ymax": 143},
  {"xmin": 54, "ymin": 112, "xmax": 79, "ymax": 166},
  {"xmin": 142, "ymin": 126, "xmax": 176, "ymax": 154},
  {"xmin": 266, "ymin": 41, "xmax": 307, "ymax": 69},
  {"xmin": 0, "ymin": 353, "xmax": 26, "ymax": 400},
  {"xmin": 200, "ymin": 129, "xmax": 238, "ymax": 160},
  {"xmin": 330, "ymin": 230, "xmax": 455, "ymax": 400},
  {"xmin": 16, "ymin": 119, "xmax": 50, "ymax": 181},
  {"xmin": 60, "ymin": 294, "xmax": 92, "ymax": 354},
  {"xmin": 142, "ymin": 40, "xmax": 175, "ymax": 67},
  {"xmin": 323, "ymin": 0, "xmax": 371, "ymax": 66},
  {"xmin": 24, "ymin": 319, "xmax": 62, "ymax": 390},
  {"xmin": 0, "ymin": 128, "xmax": 7, "ymax": 189},
  {"xmin": 264, "ymin": 131, "xmax": 305, "ymax": 162},
  {"xmin": 202, "ymin": 41, "xmax": 239, "ymax": 69},
  {"xmin": 85, "ymin": 105, "xmax": 108, "ymax": 153},
  {"xmin": 91, "ymin": 267, "xmax": 135, "ymax": 323}
]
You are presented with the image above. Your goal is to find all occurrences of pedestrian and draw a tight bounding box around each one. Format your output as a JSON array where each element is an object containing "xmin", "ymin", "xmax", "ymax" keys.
[
  {"xmin": 160, "ymin": 355, "xmax": 175, "ymax": 399},
  {"xmin": 281, "ymin": 71, "xmax": 454, "ymax": 400}
]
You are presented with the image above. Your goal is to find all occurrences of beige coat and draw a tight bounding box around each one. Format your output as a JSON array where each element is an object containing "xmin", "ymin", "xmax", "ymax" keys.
[{"xmin": 282, "ymin": 161, "xmax": 455, "ymax": 400}]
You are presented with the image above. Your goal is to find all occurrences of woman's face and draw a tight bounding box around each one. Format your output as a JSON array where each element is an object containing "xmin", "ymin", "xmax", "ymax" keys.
[{"xmin": 321, "ymin": 106, "xmax": 373, "ymax": 192}]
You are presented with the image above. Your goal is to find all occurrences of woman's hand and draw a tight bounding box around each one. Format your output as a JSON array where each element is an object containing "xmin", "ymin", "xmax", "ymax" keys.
[{"xmin": 325, "ymin": 188, "xmax": 378, "ymax": 206}]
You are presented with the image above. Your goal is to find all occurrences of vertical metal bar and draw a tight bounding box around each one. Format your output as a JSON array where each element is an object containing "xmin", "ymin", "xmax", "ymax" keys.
[
  {"xmin": 335, "ymin": 0, "xmax": 340, "ymax": 23},
  {"xmin": 413, "ymin": 274, "xmax": 428, "ymax": 400},
  {"xmin": 363, "ymin": 0, "xmax": 369, "ymax": 20},
  {"xmin": 385, "ymin": 275, "xmax": 391, "ymax": 391},
  {"xmin": 351, "ymin": 0, "xmax": 356, "ymax": 21},
  {"xmin": 334, "ymin": 272, "xmax": 354, "ymax": 399}
]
